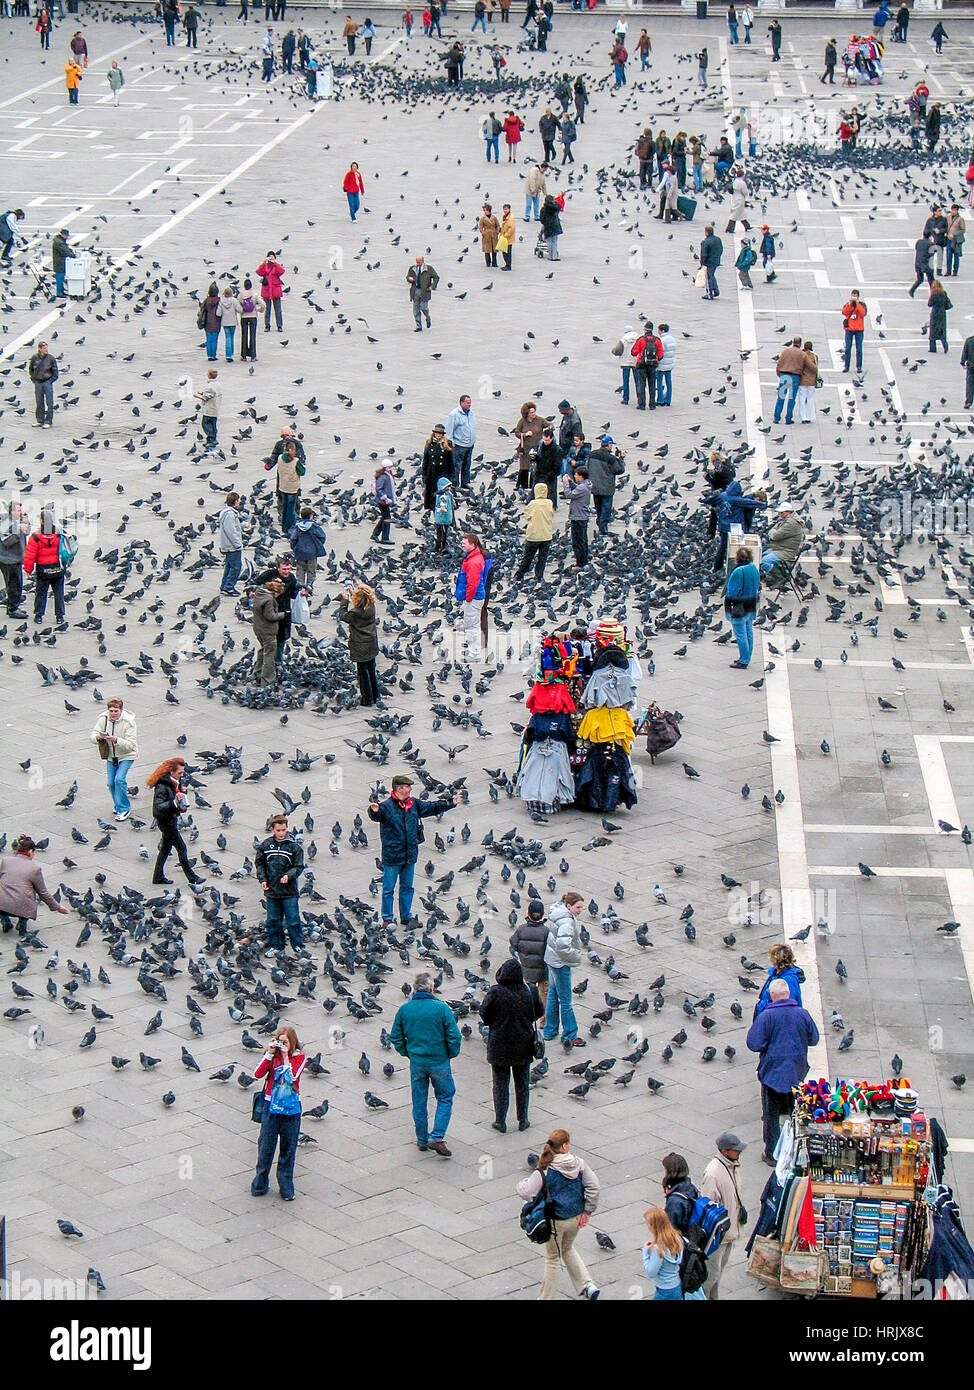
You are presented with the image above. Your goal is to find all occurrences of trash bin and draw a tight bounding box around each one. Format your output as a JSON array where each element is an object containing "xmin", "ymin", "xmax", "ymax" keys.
[
  {"xmin": 65, "ymin": 251, "xmax": 92, "ymax": 298},
  {"xmin": 697, "ymin": 0, "xmax": 708, "ymax": 16}
]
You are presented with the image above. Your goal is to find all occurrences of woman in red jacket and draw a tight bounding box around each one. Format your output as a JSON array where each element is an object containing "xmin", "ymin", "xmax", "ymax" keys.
[
  {"xmin": 252, "ymin": 1025, "xmax": 307, "ymax": 1201},
  {"xmin": 503, "ymin": 111, "xmax": 524, "ymax": 163},
  {"xmin": 255, "ymin": 252, "xmax": 285, "ymax": 332},
  {"xmin": 343, "ymin": 162, "xmax": 365, "ymax": 222},
  {"xmin": 23, "ymin": 510, "xmax": 65, "ymax": 625}
]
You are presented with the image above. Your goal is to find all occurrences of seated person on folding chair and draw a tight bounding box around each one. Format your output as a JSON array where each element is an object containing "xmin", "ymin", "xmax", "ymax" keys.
[{"xmin": 761, "ymin": 500, "xmax": 805, "ymax": 584}]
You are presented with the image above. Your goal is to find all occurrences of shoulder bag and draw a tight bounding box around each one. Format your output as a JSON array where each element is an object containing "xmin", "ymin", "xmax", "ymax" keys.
[{"xmin": 520, "ymin": 1173, "xmax": 554, "ymax": 1244}]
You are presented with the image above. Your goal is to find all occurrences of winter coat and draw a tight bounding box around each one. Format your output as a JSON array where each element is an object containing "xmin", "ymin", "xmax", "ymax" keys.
[
  {"xmin": 216, "ymin": 295, "xmax": 243, "ymax": 327},
  {"xmin": 255, "ymin": 833, "xmax": 305, "ymax": 898},
  {"xmin": 338, "ymin": 597, "xmax": 378, "ymax": 663},
  {"xmin": 842, "ymin": 298, "xmax": 867, "ymax": 332},
  {"xmin": 0, "ymin": 511, "xmax": 27, "ymax": 565},
  {"xmin": 151, "ymin": 776, "xmax": 184, "ymax": 826},
  {"xmin": 254, "ymin": 567, "xmax": 297, "ymax": 641},
  {"xmin": 533, "ymin": 439, "xmax": 562, "ymax": 491},
  {"xmin": 374, "ymin": 471, "xmax": 396, "ymax": 506},
  {"xmin": 775, "ymin": 344, "xmax": 808, "ymax": 378},
  {"xmin": 22, "ymin": 528, "xmax": 61, "ymax": 576},
  {"xmin": 765, "ymin": 513, "xmax": 805, "ymax": 566},
  {"xmin": 928, "ymin": 288, "xmax": 951, "ymax": 338},
  {"xmin": 343, "ymin": 168, "xmax": 365, "ymax": 195},
  {"xmin": 255, "ymin": 260, "xmax": 285, "ymax": 300},
  {"xmin": 562, "ymin": 475, "xmax": 592, "ymax": 520},
  {"xmin": 539, "ymin": 200, "xmax": 562, "ymax": 237},
  {"xmin": 455, "ymin": 546, "xmax": 486, "ymax": 601},
  {"xmin": 479, "ymin": 214, "xmax": 500, "ymax": 253},
  {"xmin": 544, "ymin": 901, "xmax": 582, "ymax": 969},
  {"xmin": 29, "ymin": 352, "xmax": 58, "ymax": 384},
  {"xmin": 725, "ymin": 560, "xmax": 760, "ymax": 615},
  {"xmin": 107, "ymin": 67, "xmax": 125, "ymax": 92},
  {"xmin": 754, "ymin": 963, "xmax": 804, "ymax": 1018},
  {"xmin": 90, "ymin": 708, "xmax": 138, "ymax": 762},
  {"xmin": 582, "ymin": 663, "xmax": 636, "ymax": 710},
  {"xmin": 923, "ymin": 212, "xmax": 948, "ymax": 247},
  {"xmin": 479, "ymin": 958, "xmax": 543, "ymax": 1066},
  {"xmin": 64, "ymin": 63, "xmax": 83, "ymax": 91},
  {"xmin": 522, "ymin": 711, "xmax": 576, "ymax": 752},
  {"xmin": 218, "ymin": 504, "xmax": 242, "ymax": 553},
  {"xmin": 799, "ymin": 351, "xmax": 818, "ymax": 387},
  {"xmin": 657, "ymin": 330, "xmax": 676, "ymax": 372},
  {"xmin": 699, "ymin": 232, "xmax": 723, "ymax": 268},
  {"xmin": 729, "ymin": 176, "xmax": 749, "ymax": 222},
  {"xmin": 517, "ymin": 1152, "xmax": 600, "ymax": 1215},
  {"xmin": 252, "ymin": 586, "xmax": 284, "ymax": 639},
  {"xmin": 202, "ymin": 294, "xmax": 221, "ymax": 334},
  {"xmin": 700, "ymin": 1153, "xmax": 745, "ymax": 1241},
  {"xmin": 586, "ymin": 447, "xmax": 625, "ymax": 497},
  {"xmin": 503, "ymin": 114, "xmax": 524, "ymax": 146},
  {"xmin": 390, "ymin": 989, "xmax": 462, "ymax": 1066},
  {"xmin": 368, "ymin": 794, "xmax": 454, "ymax": 867},
  {"xmin": 557, "ymin": 407, "xmax": 582, "ymax": 452},
  {"xmin": 422, "ymin": 438, "xmax": 454, "ymax": 510},
  {"xmin": 914, "ymin": 238, "xmax": 933, "ymax": 273},
  {"xmin": 574, "ymin": 744, "xmax": 638, "ymax": 812},
  {"xmin": 0, "ymin": 854, "xmax": 60, "ymax": 920},
  {"xmin": 51, "ymin": 235, "xmax": 74, "ymax": 274},
  {"xmin": 524, "ymin": 483, "xmax": 554, "ymax": 541},
  {"xmin": 407, "ymin": 263, "xmax": 439, "ymax": 300},
  {"xmin": 276, "ymin": 453, "xmax": 304, "ymax": 497},
  {"xmin": 500, "ymin": 210, "xmax": 515, "ymax": 245},
  {"xmin": 289, "ymin": 518, "xmax": 327, "ymax": 562},
  {"xmin": 664, "ymin": 1178, "xmax": 700, "ymax": 1234},
  {"xmin": 513, "ymin": 411, "xmax": 548, "ymax": 462},
  {"xmin": 702, "ymin": 480, "xmax": 743, "ymax": 534},
  {"xmin": 745, "ymin": 998, "xmax": 820, "ymax": 1092},
  {"xmin": 509, "ymin": 918, "xmax": 549, "ymax": 984},
  {"xmin": 525, "ymin": 164, "xmax": 547, "ymax": 199},
  {"xmin": 516, "ymin": 739, "xmax": 576, "ymax": 807},
  {"xmin": 539, "ymin": 112, "xmax": 557, "ymax": 142}
]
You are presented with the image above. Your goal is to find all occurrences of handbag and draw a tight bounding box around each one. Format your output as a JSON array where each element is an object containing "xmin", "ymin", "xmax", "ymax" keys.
[
  {"xmin": 95, "ymin": 716, "xmax": 112, "ymax": 761},
  {"xmin": 644, "ymin": 703, "xmax": 682, "ymax": 763},
  {"xmin": 747, "ymin": 1234, "xmax": 782, "ymax": 1288},
  {"xmin": 780, "ymin": 1243, "xmax": 822, "ymax": 1293},
  {"xmin": 251, "ymin": 1089, "xmax": 265, "ymax": 1124},
  {"xmin": 695, "ymin": 266, "xmax": 708, "ymax": 289},
  {"xmin": 727, "ymin": 598, "xmax": 748, "ymax": 619},
  {"xmin": 532, "ymin": 1020, "xmax": 545, "ymax": 1061}
]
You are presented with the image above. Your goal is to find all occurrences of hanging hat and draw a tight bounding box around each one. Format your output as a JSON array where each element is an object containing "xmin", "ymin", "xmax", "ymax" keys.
[{"xmin": 595, "ymin": 618, "xmax": 624, "ymax": 645}]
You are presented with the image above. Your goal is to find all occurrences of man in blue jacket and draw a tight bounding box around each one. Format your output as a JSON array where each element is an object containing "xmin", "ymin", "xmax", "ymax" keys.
[
  {"xmin": 390, "ymin": 970, "xmax": 463, "ymax": 1155},
  {"xmin": 368, "ymin": 776, "xmax": 459, "ymax": 926},
  {"xmin": 746, "ymin": 979, "xmax": 820, "ymax": 1164}
]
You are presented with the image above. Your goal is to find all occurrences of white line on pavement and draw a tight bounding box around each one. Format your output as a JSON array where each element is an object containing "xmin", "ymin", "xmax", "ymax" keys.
[
  {"xmin": 914, "ymin": 735, "xmax": 963, "ymax": 829},
  {"xmin": 0, "ymin": 37, "xmax": 153, "ymax": 111}
]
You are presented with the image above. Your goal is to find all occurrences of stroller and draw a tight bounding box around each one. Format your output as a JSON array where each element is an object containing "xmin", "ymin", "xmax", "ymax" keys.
[
  {"xmin": 28, "ymin": 261, "xmax": 56, "ymax": 302},
  {"xmin": 533, "ymin": 229, "xmax": 548, "ymax": 259},
  {"xmin": 518, "ymin": 23, "xmax": 537, "ymax": 51}
]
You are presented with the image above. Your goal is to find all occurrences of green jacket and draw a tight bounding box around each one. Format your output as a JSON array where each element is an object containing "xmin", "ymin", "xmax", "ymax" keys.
[
  {"xmin": 52, "ymin": 234, "xmax": 75, "ymax": 274},
  {"xmin": 390, "ymin": 991, "xmax": 462, "ymax": 1067}
]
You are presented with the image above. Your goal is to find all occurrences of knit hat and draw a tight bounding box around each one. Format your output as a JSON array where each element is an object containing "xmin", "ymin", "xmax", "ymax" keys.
[
  {"xmin": 558, "ymin": 399, "xmax": 572, "ymax": 411},
  {"xmin": 527, "ymin": 900, "xmax": 545, "ymax": 921}
]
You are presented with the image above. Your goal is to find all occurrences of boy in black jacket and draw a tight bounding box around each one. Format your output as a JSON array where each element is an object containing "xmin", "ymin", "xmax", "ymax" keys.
[{"xmin": 256, "ymin": 814, "xmax": 305, "ymax": 954}]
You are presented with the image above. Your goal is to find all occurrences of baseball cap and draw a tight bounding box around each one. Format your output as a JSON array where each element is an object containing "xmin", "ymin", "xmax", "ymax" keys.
[
  {"xmin": 601, "ymin": 434, "xmax": 614, "ymax": 445},
  {"xmin": 716, "ymin": 1131, "xmax": 747, "ymax": 1152},
  {"xmin": 777, "ymin": 500, "xmax": 794, "ymax": 513}
]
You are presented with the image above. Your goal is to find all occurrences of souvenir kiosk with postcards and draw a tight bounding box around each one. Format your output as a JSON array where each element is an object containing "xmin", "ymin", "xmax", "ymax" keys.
[{"xmin": 749, "ymin": 1077, "xmax": 934, "ymax": 1298}]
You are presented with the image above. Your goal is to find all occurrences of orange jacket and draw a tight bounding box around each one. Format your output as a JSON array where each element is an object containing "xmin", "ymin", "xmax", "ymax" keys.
[
  {"xmin": 842, "ymin": 299, "xmax": 867, "ymax": 332},
  {"xmin": 65, "ymin": 62, "xmax": 83, "ymax": 90}
]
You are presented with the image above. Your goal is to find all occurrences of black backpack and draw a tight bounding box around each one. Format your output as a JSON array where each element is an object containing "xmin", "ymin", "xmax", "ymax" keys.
[
  {"xmin": 520, "ymin": 1174, "xmax": 554, "ymax": 1244},
  {"xmin": 196, "ymin": 300, "xmax": 207, "ymax": 331},
  {"xmin": 639, "ymin": 336, "xmax": 660, "ymax": 369}
]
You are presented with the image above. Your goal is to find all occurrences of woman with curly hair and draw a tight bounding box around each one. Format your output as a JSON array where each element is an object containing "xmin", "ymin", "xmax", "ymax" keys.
[
  {"xmin": 145, "ymin": 757, "xmax": 203, "ymax": 887},
  {"xmin": 338, "ymin": 582, "xmax": 381, "ymax": 707}
]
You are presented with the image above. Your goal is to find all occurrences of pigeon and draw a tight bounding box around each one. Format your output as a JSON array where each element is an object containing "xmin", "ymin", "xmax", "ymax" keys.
[
  {"xmin": 595, "ymin": 1230, "xmax": 616, "ymax": 1251},
  {"xmin": 364, "ymin": 1091, "xmax": 389, "ymax": 1109},
  {"xmin": 57, "ymin": 1220, "xmax": 84, "ymax": 1238},
  {"xmin": 838, "ymin": 1030, "xmax": 855, "ymax": 1052},
  {"xmin": 180, "ymin": 1047, "xmax": 200, "ymax": 1072}
]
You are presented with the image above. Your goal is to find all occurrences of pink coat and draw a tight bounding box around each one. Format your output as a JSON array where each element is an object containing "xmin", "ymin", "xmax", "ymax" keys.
[{"xmin": 255, "ymin": 260, "xmax": 285, "ymax": 301}]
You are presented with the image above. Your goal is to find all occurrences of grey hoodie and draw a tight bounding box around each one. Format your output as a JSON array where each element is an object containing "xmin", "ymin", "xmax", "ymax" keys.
[
  {"xmin": 544, "ymin": 901, "xmax": 582, "ymax": 968},
  {"xmin": 562, "ymin": 475, "xmax": 592, "ymax": 521},
  {"xmin": 516, "ymin": 1151, "xmax": 601, "ymax": 1212},
  {"xmin": 0, "ymin": 510, "xmax": 28, "ymax": 564}
]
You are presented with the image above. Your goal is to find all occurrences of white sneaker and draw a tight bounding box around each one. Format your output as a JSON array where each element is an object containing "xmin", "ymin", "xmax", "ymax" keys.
[
  {"xmin": 580, "ymin": 1282, "xmax": 600, "ymax": 1301},
  {"xmin": 116, "ymin": 809, "xmax": 131, "ymax": 822}
]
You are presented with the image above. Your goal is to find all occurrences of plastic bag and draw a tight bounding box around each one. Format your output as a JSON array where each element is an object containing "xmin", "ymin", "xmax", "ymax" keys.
[{"xmin": 291, "ymin": 594, "xmax": 310, "ymax": 627}]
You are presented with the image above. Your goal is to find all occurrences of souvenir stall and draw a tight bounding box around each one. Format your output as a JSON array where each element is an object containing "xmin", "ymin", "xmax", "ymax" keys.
[
  {"xmin": 748, "ymin": 1077, "xmax": 934, "ymax": 1298},
  {"xmin": 843, "ymin": 34, "xmax": 884, "ymax": 84},
  {"xmin": 515, "ymin": 620, "xmax": 640, "ymax": 816}
]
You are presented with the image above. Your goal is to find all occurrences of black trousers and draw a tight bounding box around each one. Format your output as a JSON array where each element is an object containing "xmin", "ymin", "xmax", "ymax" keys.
[
  {"xmin": 357, "ymin": 659, "xmax": 379, "ymax": 705},
  {"xmin": 516, "ymin": 539, "xmax": 550, "ymax": 580},
  {"xmin": 154, "ymin": 819, "xmax": 193, "ymax": 881},
  {"xmin": 966, "ymin": 370, "xmax": 974, "ymax": 409},
  {"xmin": 1, "ymin": 562, "xmax": 23, "ymax": 613},
  {"xmin": 570, "ymin": 520, "xmax": 589, "ymax": 567},
  {"xmin": 542, "ymin": 138, "xmax": 556, "ymax": 162},
  {"xmin": 240, "ymin": 317, "xmax": 257, "ymax": 359},
  {"xmin": 492, "ymin": 1062, "xmax": 530, "ymax": 1123}
]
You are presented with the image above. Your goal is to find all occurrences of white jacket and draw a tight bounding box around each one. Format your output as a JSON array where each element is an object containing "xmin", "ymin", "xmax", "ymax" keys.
[
  {"xmin": 216, "ymin": 295, "xmax": 243, "ymax": 326},
  {"xmin": 90, "ymin": 708, "xmax": 138, "ymax": 761},
  {"xmin": 658, "ymin": 330, "xmax": 676, "ymax": 371},
  {"xmin": 544, "ymin": 902, "xmax": 582, "ymax": 969}
]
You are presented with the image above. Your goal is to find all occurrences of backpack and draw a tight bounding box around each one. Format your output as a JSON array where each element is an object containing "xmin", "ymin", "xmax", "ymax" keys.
[
  {"xmin": 639, "ymin": 336, "xmax": 661, "ymax": 369},
  {"xmin": 673, "ymin": 1192, "xmax": 731, "ymax": 1293},
  {"xmin": 196, "ymin": 301, "xmax": 207, "ymax": 330},
  {"xmin": 241, "ymin": 295, "xmax": 256, "ymax": 314},
  {"xmin": 617, "ymin": 45, "xmax": 627, "ymax": 63},
  {"xmin": 491, "ymin": 117, "xmax": 502, "ymax": 137},
  {"xmin": 59, "ymin": 532, "xmax": 79, "ymax": 569},
  {"xmin": 737, "ymin": 246, "xmax": 756, "ymax": 269},
  {"xmin": 433, "ymin": 488, "xmax": 455, "ymax": 525},
  {"xmin": 644, "ymin": 704, "xmax": 681, "ymax": 763},
  {"xmin": 520, "ymin": 1174, "xmax": 554, "ymax": 1244}
]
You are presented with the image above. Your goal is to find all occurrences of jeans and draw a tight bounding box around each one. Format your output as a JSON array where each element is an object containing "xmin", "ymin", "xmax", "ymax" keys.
[
  {"xmin": 106, "ymin": 759, "xmax": 133, "ymax": 814},
  {"xmin": 357, "ymin": 659, "xmax": 379, "ymax": 705},
  {"xmin": 55, "ymin": 270, "xmax": 66, "ymax": 295},
  {"xmin": 946, "ymin": 245, "xmax": 961, "ymax": 276},
  {"xmin": 486, "ymin": 136, "xmax": 499, "ymax": 162},
  {"xmin": 472, "ymin": 13, "xmax": 486, "ymax": 30},
  {"xmin": 525, "ymin": 193, "xmax": 540, "ymax": 221},
  {"xmin": 280, "ymin": 491, "xmax": 299, "ymax": 532},
  {"xmin": 452, "ymin": 444, "xmax": 473, "ymax": 488},
  {"xmin": 264, "ymin": 298, "xmax": 283, "ymax": 331},
  {"xmin": 698, "ymin": 68, "xmax": 707, "ymax": 88},
  {"xmin": 735, "ymin": 130, "xmax": 743, "ymax": 157},
  {"xmin": 252, "ymin": 1110, "xmax": 300, "ymax": 1197},
  {"xmin": 205, "ymin": 329, "xmax": 219, "ymax": 360},
  {"xmin": 773, "ymin": 373, "xmax": 800, "ymax": 423},
  {"xmin": 221, "ymin": 548, "xmax": 242, "ymax": 593},
  {"xmin": 410, "ymin": 1060, "xmax": 455, "ymax": 1143},
  {"xmin": 34, "ymin": 381, "xmax": 55, "ymax": 425},
  {"xmin": 705, "ymin": 266, "xmax": 718, "ymax": 298},
  {"xmin": 33, "ymin": 570, "xmax": 65, "ymax": 622},
  {"xmin": 613, "ymin": 63, "xmax": 626, "ymax": 88},
  {"xmin": 761, "ymin": 1084, "xmax": 792, "ymax": 1159},
  {"xmin": 693, "ymin": 165, "xmax": 703, "ymax": 191},
  {"xmin": 593, "ymin": 494, "xmax": 613, "ymax": 533},
  {"xmin": 621, "ymin": 365, "xmax": 633, "ymax": 404},
  {"xmin": 730, "ymin": 613, "xmax": 754, "ymax": 665},
  {"xmin": 714, "ymin": 531, "xmax": 728, "ymax": 571},
  {"xmin": 543, "ymin": 964, "xmax": 577, "ymax": 1042},
  {"xmin": 492, "ymin": 1062, "xmax": 530, "ymax": 1124},
  {"xmin": 187, "ymin": 27, "xmax": 198, "ymax": 46},
  {"xmin": 516, "ymin": 539, "xmax": 550, "ymax": 580},
  {"xmin": 265, "ymin": 894, "xmax": 302, "ymax": 951},
  {"xmin": 165, "ymin": 18, "xmax": 175, "ymax": 42},
  {"xmin": 202, "ymin": 416, "xmax": 217, "ymax": 448},
  {"xmin": 570, "ymin": 520, "xmax": 588, "ymax": 568},
  {"xmin": 346, "ymin": 191, "xmax": 360, "ymax": 219},
  {"xmin": 843, "ymin": 329, "xmax": 863, "ymax": 371},
  {"xmin": 381, "ymin": 860, "xmax": 415, "ymax": 922},
  {"xmin": 743, "ymin": 23, "xmax": 751, "ymax": 42},
  {"xmin": 655, "ymin": 1285, "xmax": 683, "ymax": 1300},
  {"xmin": 223, "ymin": 326, "xmax": 236, "ymax": 359},
  {"xmin": 657, "ymin": 370, "xmax": 672, "ymax": 406},
  {"xmin": 241, "ymin": 318, "xmax": 257, "ymax": 359},
  {"xmin": 728, "ymin": 19, "xmax": 738, "ymax": 41},
  {"xmin": 634, "ymin": 365, "xmax": 656, "ymax": 409}
]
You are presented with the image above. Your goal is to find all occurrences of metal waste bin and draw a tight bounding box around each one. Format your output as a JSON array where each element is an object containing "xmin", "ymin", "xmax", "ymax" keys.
[
  {"xmin": 65, "ymin": 250, "xmax": 92, "ymax": 298},
  {"xmin": 697, "ymin": 0, "xmax": 708, "ymax": 17}
]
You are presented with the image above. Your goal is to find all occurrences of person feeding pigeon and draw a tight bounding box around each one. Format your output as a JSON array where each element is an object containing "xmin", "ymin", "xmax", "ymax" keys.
[
  {"xmin": 368, "ymin": 777, "xmax": 459, "ymax": 927},
  {"xmin": 0, "ymin": 835, "xmax": 70, "ymax": 934}
]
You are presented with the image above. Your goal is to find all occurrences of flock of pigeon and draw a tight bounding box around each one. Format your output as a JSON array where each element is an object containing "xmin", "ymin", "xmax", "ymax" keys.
[{"xmin": 2, "ymin": 9, "xmax": 973, "ymax": 1295}]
